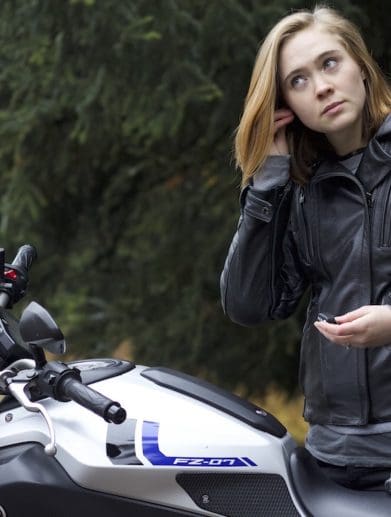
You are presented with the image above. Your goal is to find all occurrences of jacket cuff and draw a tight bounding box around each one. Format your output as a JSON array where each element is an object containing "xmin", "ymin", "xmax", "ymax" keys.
[
  {"xmin": 243, "ymin": 191, "xmax": 274, "ymax": 222},
  {"xmin": 240, "ymin": 156, "xmax": 291, "ymax": 222},
  {"xmin": 253, "ymin": 155, "xmax": 290, "ymax": 190}
]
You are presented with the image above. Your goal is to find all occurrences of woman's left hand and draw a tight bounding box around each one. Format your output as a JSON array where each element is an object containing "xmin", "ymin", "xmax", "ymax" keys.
[{"xmin": 314, "ymin": 305, "xmax": 391, "ymax": 348}]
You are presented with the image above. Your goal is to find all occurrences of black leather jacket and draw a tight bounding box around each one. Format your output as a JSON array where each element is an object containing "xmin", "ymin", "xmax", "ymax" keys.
[{"xmin": 221, "ymin": 114, "xmax": 391, "ymax": 425}]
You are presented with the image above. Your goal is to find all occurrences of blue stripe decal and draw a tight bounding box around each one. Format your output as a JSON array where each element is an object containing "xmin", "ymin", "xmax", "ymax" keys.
[
  {"xmin": 240, "ymin": 456, "xmax": 257, "ymax": 467},
  {"xmin": 142, "ymin": 421, "xmax": 257, "ymax": 467}
]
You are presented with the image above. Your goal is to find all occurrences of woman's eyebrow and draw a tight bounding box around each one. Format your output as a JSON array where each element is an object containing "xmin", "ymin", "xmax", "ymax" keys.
[{"xmin": 283, "ymin": 49, "xmax": 342, "ymax": 84}]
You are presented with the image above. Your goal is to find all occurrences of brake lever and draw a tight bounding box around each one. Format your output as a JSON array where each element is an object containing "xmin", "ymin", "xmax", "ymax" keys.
[
  {"xmin": 0, "ymin": 360, "xmax": 57, "ymax": 456},
  {"xmin": 7, "ymin": 382, "xmax": 57, "ymax": 456}
]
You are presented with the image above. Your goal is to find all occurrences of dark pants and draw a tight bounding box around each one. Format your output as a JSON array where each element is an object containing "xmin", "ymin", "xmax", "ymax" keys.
[{"xmin": 317, "ymin": 459, "xmax": 391, "ymax": 491}]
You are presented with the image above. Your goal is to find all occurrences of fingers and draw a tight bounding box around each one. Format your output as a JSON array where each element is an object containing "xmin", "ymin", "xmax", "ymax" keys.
[
  {"xmin": 274, "ymin": 117, "xmax": 294, "ymax": 134},
  {"xmin": 314, "ymin": 321, "xmax": 355, "ymax": 346},
  {"xmin": 314, "ymin": 305, "xmax": 367, "ymax": 346},
  {"xmin": 274, "ymin": 108, "xmax": 295, "ymax": 120},
  {"xmin": 314, "ymin": 305, "xmax": 391, "ymax": 348},
  {"xmin": 274, "ymin": 110, "xmax": 294, "ymax": 132},
  {"xmin": 315, "ymin": 306, "xmax": 370, "ymax": 340},
  {"xmin": 270, "ymin": 109, "xmax": 295, "ymax": 155},
  {"xmin": 335, "ymin": 306, "xmax": 370, "ymax": 324}
]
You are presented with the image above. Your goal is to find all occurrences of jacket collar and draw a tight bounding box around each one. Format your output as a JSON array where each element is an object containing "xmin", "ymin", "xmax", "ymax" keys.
[
  {"xmin": 356, "ymin": 113, "xmax": 391, "ymax": 192},
  {"xmin": 313, "ymin": 113, "xmax": 391, "ymax": 192}
]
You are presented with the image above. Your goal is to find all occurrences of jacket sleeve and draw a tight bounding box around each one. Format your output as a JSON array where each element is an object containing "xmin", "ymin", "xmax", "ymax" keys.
[{"xmin": 220, "ymin": 157, "xmax": 308, "ymax": 326}]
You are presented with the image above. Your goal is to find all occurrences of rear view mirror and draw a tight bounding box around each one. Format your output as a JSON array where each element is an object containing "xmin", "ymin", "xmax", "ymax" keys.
[{"xmin": 19, "ymin": 301, "xmax": 66, "ymax": 355}]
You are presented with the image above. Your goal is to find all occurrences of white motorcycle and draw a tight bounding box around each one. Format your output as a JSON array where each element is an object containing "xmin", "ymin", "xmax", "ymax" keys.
[{"xmin": 0, "ymin": 245, "xmax": 389, "ymax": 516}]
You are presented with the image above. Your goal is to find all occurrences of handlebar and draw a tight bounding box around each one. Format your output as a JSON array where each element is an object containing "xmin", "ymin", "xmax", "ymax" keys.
[
  {"xmin": 0, "ymin": 357, "xmax": 126, "ymax": 460},
  {"xmin": 10, "ymin": 244, "xmax": 37, "ymax": 272},
  {"xmin": 0, "ymin": 244, "xmax": 37, "ymax": 309},
  {"xmin": 60, "ymin": 376, "xmax": 127, "ymax": 424},
  {"xmin": 0, "ymin": 244, "xmax": 127, "ymax": 459},
  {"xmin": 29, "ymin": 360, "xmax": 127, "ymax": 425}
]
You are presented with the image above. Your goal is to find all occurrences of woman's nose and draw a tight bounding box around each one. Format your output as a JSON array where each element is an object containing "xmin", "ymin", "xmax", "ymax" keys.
[{"xmin": 314, "ymin": 75, "xmax": 334, "ymax": 98}]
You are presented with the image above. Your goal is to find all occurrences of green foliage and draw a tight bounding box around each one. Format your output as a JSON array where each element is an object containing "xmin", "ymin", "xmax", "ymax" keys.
[{"xmin": 0, "ymin": 0, "xmax": 388, "ymax": 395}]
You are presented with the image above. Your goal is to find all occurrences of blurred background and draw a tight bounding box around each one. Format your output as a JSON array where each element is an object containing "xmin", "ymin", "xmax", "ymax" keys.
[{"xmin": 0, "ymin": 0, "xmax": 389, "ymax": 442}]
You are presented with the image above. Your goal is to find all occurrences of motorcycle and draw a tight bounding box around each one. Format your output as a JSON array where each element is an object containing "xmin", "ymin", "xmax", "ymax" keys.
[{"xmin": 0, "ymin": 245, "xmax": 389, "ymax": 517}]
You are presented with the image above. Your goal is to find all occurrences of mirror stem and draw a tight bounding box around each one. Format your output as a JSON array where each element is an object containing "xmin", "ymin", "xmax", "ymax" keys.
[{"xmin": 30, "ymin": 344, "xmax": 47, "ymax": 369}]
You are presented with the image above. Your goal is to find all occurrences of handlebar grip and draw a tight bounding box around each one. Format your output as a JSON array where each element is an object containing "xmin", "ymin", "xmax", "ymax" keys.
[
  {"xmin": 60, "ymin": 377, "xmax": 126, "ymax": 424},
  {"xmin": 11, "ymin": 244, "xmax": 37, "ymax": 272},
  {"xmin": 0, "ymin": 245, "xmax": 38, "ymax": 309}
]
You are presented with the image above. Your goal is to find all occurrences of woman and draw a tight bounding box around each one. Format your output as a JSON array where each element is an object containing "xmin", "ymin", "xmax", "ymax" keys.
[{"xmin": 221, "ymin": 6, "xmax": 391, "ymax": 490}]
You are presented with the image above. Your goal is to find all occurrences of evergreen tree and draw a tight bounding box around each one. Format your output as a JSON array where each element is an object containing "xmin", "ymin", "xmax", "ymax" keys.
[{"xmin": 0, "ymin": 0, "xmax": 387, "ymax": 394}]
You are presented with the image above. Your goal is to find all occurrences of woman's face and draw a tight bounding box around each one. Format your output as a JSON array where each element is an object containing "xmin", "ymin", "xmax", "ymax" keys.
[{"xmin": 279, "ymin": 25, "xmax": 367, "ymax": 155}]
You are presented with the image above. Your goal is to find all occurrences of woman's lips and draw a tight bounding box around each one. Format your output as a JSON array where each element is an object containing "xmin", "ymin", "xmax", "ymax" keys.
[{"xmin": 322, "ymin": 101, "xmax": 344, "ymax": 115}]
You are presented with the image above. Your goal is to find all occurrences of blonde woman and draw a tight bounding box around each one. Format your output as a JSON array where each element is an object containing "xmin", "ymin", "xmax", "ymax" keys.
[{"xmin": 221, "ymin": 5, "xmax": 391, "ymax": 490}]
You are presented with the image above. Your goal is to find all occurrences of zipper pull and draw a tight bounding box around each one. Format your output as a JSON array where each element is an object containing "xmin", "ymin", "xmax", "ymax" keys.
[
  {"xmin": 299, "ymin": 188, "xmax": 305, "ymax": 203},
  {"xmin": 366, "ymin": 192, "xmax": 373, "ymax": 207}
]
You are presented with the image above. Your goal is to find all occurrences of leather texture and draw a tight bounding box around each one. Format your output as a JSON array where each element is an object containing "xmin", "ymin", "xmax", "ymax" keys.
[
  {"xmin": 290, "ymin": 448, "xmax": 391, "ymax": 517},
  {"xmin": 221, "ymin": 114, "xmax": 391, "ymax": 425}
]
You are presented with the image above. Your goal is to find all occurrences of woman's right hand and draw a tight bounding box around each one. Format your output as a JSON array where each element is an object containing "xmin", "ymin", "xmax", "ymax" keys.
[{"xmin": 269, "ymin": 109, "xmax": 295, "ymax": 155}]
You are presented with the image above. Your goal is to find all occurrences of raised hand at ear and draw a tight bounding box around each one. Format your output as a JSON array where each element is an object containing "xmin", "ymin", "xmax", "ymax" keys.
[{"xmin": 269, "ymin": 109, "xmax": 295, "ymax": 155}]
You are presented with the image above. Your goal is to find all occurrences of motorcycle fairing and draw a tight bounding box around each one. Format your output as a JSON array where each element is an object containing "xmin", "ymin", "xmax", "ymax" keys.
[
  {"xmin": 0, "ymin": 366, "xmax": 300, "ymax": 514},
  {"xmin": 142, "ymin": 420, "xmax": 257, "ymax": 467},
  {"xmin": 106, "ymin": 418, "xmax": 142, "ymax": 465},
  {"xmin": 106, "ymin": 418, "xmax": 258, "ymax": 468},
  {"xmin": 0, "ymin": 442, "xmax": 201, "ymax": 517}
]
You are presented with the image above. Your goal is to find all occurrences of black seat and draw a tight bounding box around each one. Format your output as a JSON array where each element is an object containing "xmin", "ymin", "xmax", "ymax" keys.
[{"xmin": 290, "ymin": 448, "xmax": 391, "ymax": 517}]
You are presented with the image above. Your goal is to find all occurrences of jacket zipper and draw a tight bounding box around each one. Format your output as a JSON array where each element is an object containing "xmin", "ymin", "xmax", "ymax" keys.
[
  {"xmin": 365, "ymin": 190, "xmax": 374, "ymax": 303},
  {"xmin": 364, "ymin": 189, "xmax": 373, "ymax": 423}
]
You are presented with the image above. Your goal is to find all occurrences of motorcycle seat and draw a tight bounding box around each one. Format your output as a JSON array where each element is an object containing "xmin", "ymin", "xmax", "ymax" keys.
[{"xmin": 290, "ymin": 447, "xmax": 391, "ymax": 517}]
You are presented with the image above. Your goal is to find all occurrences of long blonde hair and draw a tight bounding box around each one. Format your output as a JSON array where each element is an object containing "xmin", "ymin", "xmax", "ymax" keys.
[{"xmin": 235, "ymin": 5, "xmax": 391, "ymax": 185}]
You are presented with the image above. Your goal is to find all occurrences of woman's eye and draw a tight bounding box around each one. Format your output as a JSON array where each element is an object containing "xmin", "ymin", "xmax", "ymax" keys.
[
  {"xmin": 291, "ymin": 75, "xmax": 306, "ymax": 89},
  {"xmin": 324, "ymin": 57, "xmax": 338, "ymax": 70}
]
